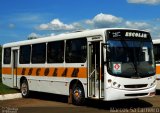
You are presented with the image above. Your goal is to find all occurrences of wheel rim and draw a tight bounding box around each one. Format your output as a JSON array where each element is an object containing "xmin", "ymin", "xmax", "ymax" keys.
[
  {"xmin": 21, "ymin": 83, "xmax": 28, "ymax": 96},
  {"xmin": 73, "ymin": 87, "xmax": 82, "ymax": 101}
]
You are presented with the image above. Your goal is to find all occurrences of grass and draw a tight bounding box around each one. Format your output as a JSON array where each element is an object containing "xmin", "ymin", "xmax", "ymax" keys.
[{"xmin": 0, "ymin": 77, "xmax": 19, "ymax": 95}]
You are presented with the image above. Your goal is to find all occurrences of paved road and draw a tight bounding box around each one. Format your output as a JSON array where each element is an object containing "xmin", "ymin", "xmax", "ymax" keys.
[{"xmin": 1, "ymin": 91, "xmax": 160, "ymax": 113}]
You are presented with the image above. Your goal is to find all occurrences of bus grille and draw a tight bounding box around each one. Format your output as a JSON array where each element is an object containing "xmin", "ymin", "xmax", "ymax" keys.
[{"xmin": 124, "ymin": 84, "xmax": 147, "ymax": 88}]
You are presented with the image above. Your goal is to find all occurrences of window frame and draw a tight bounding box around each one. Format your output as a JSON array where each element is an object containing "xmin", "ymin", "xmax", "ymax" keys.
[
  {"xmin": 31, "ymin": 43, "xmax": 46, "ymax": 64},
  {"xmin": 65, "ymin": 37, "xmax": 87, "ymax": 63},
  {"xmin": 19, "ymin": 45, "xmax": 31, "ymax": 64},
  {"xmin": 154, "ymin": 44, "xmax": 160, "ymax": 64},
  {"xmin": 47, "ymin": 40, "xmax": 64, "ymax": 63},
  {"xmin": 3, "ymin": 47, "xmax": 11, "ymax": 64}
]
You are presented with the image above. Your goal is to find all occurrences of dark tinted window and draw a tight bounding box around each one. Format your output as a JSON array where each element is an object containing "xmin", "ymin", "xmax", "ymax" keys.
[
  {"xmin": 66, "ymin": 38, "xmax": 87, "ymax": 63},
  {"xmin": 47, "ymin": 41, "xmax": 64, "ymax": 63},
  {"xmin": 32, "ymin": 43, "xmax": 46, "ymax": 63},
  {"xmin": 20, "ymin": 45, "xmax": 31, "ymax": 64},
  {"xmin": 154, "ymin": 44, "xmax": 160, "ymax": 63},
  {"xmin": 3, "ymin": 48, "xmax": 11, "ymax": 64}
]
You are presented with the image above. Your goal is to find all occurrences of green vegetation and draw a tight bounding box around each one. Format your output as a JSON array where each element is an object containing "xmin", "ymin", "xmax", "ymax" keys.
[{"xmin": 0, "ymin": 77, "xmax": 19, "ymax": 95}]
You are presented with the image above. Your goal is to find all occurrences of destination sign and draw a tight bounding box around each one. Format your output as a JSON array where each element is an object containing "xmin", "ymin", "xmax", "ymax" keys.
[
  {"xmin": 125, "ymin": 32, "xmax": 147, "ymax": 38},
  {"xmin": 107, "ymin": 30, "xmax": 151, "ymax": 40}
]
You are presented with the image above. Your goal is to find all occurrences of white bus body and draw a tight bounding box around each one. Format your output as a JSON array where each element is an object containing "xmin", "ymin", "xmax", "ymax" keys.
[
  {"xmin": 152, "ymin": 39, "xmax": 160, "ymax": 89},
  {"xmin": 2, "ymin": 28, "xmax": 156, "ymax": 105}
]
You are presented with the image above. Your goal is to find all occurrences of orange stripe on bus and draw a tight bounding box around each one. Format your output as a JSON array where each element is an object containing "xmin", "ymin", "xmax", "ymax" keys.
[
  {"xmin": 2, "ymin": 67, "xmax": 12, "ymax": 75},
  {"xmin": 2, "ymin": 67, "xmax": 87, "ymax": 78},
  {"xmin": 156, "ymin": 66, "xmax": 160, "ymax": 74}
]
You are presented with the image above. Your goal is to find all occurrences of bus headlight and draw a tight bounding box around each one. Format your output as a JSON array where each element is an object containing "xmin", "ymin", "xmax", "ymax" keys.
[
  {"xmin": 117, "ymin": 84, "xmax": 121, "ymax": 88},
  {"xmin": 112, "ymin": 82, "xmax": 121, "ymax": 88},
  {"xmin": 107, "ymin": 79, "xmax": 112, "ymax": 88},
  {"xmin": 108, "ymin": 79, "xmax": 112, "ymax": 83}
]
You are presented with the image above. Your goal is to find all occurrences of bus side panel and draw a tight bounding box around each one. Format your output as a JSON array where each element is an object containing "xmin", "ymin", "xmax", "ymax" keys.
[
  {"xmin": 18, "ymin": 75, "xmax": 87, "ymax": 96},
  {"xmin": 156, "ymin": 80, "xmax": 160, "ymax": 89},
  {"xmin": 2, "ymin": 74, "xmax": 14, "ymax": 88},
  {"xmin": 28, "ymin": 76, "xmax": 69, "ymax": 95},
  {"xmin": 156, "ymin": 65, "xmax": 160, "ymax": 89}
]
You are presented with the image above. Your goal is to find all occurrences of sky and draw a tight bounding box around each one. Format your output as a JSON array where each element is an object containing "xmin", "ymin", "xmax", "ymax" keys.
[{"xmin": 0, "ymin": 0, "xmax": 160, "ymax": 45}]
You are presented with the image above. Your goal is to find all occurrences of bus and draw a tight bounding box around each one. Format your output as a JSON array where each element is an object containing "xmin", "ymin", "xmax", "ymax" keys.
[
  {"xmin": 152, "ymin": 39, "xmax": 160, "ymax": 89},
  {"xmin": 2, "ymin": 28, "xmax": 156, "ymax": 105}
]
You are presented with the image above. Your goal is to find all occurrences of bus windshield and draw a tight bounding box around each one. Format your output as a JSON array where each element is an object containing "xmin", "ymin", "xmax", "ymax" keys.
[{"xmin": 106, "ymin": 40, "xmax": 155, "ymax": 78}]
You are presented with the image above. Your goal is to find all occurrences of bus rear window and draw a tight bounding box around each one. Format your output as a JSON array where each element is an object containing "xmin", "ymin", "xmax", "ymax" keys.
[{"xmin": 3, "ymin": 47, "xmax": 11, "ymax": 64}]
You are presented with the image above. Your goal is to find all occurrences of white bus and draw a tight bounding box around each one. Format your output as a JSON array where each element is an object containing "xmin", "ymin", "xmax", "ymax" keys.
[
  {"xmin": 2, "ymin": 28, "xmax": 156, "ymax": 105},
  {"xmin": 152, "ymin": 39, "xmax": 160, "ymax": 89}
]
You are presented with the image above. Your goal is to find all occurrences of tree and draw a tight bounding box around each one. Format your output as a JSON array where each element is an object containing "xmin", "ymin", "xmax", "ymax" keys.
[
  {"xmin": 27, "ymin": 36, "xmax": 37, "ymax": 40},
  {"xmin": 27, "ymin": 33, "xmax": 39, "ymax": 40}
]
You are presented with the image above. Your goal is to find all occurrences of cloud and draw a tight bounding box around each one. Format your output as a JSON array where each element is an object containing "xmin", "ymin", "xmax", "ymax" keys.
[
  {"xmin": 125, "ymin": 21, "xmax": 149, "ymax": 29},
  {"xmin": 149, "ymin": 26, "xmax": 160, "ymax": 39},
  {"xmin": 155, "ymin": 18, "xmax": 160, "ymax": 22},
  {"xmin": 127, "ymin": 0, "xmax": 160, "ymax": 5},
  {"xmin": 85, "ymin": 13, "xmax": 150, "ymax": 31},
  {"xmin": 35, "ymin": 13, "xmax": 160, "ymax": 38},
  {"xmin": 11, "ymin": 13, "xmax": 46, "ymax": 23},
  {"xmin": 36, "ymin": 13, "xmax": 122, "ymax": 33},
  {"xmin": 8, "ymin": 24, "xmax": 15, "ymax": 28},
  {"xmin": 37, "ymin": 19, "xmax": 82, "ymax": 31},
  {"xmin": 85, "ymin": 13, "xmax": 123, "ymax": 28}
]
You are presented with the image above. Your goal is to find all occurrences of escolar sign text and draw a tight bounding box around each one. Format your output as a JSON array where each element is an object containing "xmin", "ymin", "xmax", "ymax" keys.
[{"xmin": 125, "ymin": 32, "xmax": 147, "ymax": 38}]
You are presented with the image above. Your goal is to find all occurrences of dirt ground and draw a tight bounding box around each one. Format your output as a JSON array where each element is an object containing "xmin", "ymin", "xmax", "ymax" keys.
[{"xmin": 0, "ymin": 91, "xmax": 160, "ymax": 113}]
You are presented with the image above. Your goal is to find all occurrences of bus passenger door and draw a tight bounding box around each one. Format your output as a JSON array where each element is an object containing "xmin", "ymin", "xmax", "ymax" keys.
[
  {"xmin": 87, "ymin": 41, "xmax": 104, "ymax": 99},
  {"xmin": 12, "ymin": 49, "xmax": 18, "ymax": 87}
]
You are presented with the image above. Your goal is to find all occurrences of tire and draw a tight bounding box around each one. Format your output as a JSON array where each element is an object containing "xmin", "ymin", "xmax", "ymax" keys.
[
  {"xmin": 20, "ymin": 80, "xmax": 29, "ymax": 98},
  {"xmin": 72, "ymin": 84, "xmax": 85, "ymax": 105}
]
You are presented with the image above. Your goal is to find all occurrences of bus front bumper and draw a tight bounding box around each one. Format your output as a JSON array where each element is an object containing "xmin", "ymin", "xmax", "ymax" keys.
[{"xmin": 104, "ymin": 85, "xmax": 156, "ymax": 101}]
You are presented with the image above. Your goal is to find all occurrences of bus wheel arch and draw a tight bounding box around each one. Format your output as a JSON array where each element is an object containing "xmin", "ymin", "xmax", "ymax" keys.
[
  {"xmin": 69, "ymin": 79, "xmax": 85, "ymax": 105},
  {"xmin": 20, "ymin": 76, "xmax": 29, "ymax": 98}
]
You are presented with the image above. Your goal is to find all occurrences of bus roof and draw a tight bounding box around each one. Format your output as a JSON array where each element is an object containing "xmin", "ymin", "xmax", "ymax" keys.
[
  {"xmin": 152, "ymin": 39, "xmax": 160, "ymax": 44},
  {"xmin": 3, "ymin": 28, "xmax": 149, "ymax": 48}
]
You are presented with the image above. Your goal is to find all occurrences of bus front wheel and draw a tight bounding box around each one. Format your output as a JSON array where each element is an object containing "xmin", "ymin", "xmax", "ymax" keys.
[
  {"xmin": 72, "ymin": 84, "xmax": 85, "ymax": 105},
  {"xmin": 20, "ymin": 80, "xmax": 29, "ymax": 98}
]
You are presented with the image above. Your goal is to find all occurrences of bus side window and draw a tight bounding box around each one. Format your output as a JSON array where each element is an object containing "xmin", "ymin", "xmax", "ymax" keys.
[
  {"xmin": 154, "ymin": 44, "xmax": 160, "ymax": 63},
  {"xmin": 65, "ymin": 38, "xmax": 87, "ymax": 63},
  {"xmin": 31, "ymin": 43, "xmax": 46, "ymax": 64},
  {"xmin": 47, "ymin": 41, "xmax": 64, "ymax": 63},
  {"xmin": 3, "ymin": 47, "xmax": 11, "ymax": 64},
  {"xmin": 20, "ymin": 45, "xmax": 31, "ymax": 64}
]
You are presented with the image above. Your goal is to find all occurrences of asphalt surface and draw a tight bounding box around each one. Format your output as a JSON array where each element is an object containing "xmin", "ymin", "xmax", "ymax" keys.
[{"xmin": 0, "ymin": 90, "xmax": 160, "ymax": 113}]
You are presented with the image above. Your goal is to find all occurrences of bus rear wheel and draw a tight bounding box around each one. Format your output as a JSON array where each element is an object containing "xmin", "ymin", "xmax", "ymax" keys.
[
  {"xmin": 72, "ymin": 84, "xmax": 85, "ymax": 105},
  {"xmin": 20, "ymin": 80, "xmax": 29, "ymax": 98}
]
